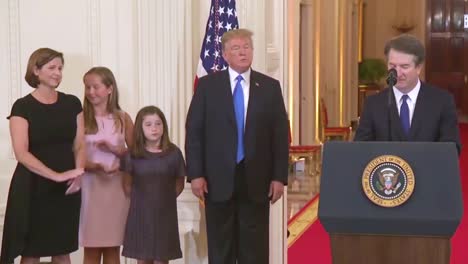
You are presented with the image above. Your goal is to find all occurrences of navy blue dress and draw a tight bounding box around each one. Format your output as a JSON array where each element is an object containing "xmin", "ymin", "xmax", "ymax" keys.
[{"xmin": 122, "ymin": 145, "xmax": 185, "ymax": 261}]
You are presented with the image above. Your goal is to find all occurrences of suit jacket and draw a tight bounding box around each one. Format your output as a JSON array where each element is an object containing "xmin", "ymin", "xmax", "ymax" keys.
[
  {"xmin": 354, "ymin": 82, "xmax": 461, "ymax": 153},
  {"xmin": 185, "ymin": 69, "xmax": 289, "ymax": 202}
]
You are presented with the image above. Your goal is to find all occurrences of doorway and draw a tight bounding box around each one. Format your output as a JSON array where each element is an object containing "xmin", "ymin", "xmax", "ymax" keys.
[{"xmin": 426, "ymin": 0, "xmax": 468, "ymax": 116}]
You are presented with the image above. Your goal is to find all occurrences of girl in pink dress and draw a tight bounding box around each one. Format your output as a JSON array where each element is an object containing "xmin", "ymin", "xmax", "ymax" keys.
[{"xmin": 80, "ymin": 67, "xmax": 134, "ymax": 264}]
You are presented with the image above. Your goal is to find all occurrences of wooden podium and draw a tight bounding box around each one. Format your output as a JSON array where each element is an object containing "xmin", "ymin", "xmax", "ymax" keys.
[
  {"xmin": 318, "ymin": 142, "xmax": 463, "ymax": 264},
  {"xmin": 330, "ymin": 234, "xmax": 449, "ymax": 264}
]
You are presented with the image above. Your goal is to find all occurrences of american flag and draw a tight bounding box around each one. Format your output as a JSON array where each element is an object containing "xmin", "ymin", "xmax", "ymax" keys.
[{"xmin": 194, "ymin": 0, "xmax": 239, "ymax": 89}]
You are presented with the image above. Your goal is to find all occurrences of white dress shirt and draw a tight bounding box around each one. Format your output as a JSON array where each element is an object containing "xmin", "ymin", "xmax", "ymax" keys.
[
  {"xmin": 228, "ymin": 67, "xmax": 250, "ymax": 124},
  {"xmin": 393, "ymin": 79, "xmax": 421, "ymax": 125}
]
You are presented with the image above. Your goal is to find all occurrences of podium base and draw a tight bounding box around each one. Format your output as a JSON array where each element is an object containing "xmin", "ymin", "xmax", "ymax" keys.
[{"xmin": 330, "ymin": 233, "xmax": 450, "ymax": 264}]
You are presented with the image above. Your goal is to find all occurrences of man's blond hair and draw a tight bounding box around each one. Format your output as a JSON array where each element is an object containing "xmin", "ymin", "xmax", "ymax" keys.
[{"xmin": 221, "ymin": 28, "xmax": 253, "ymax": 51}]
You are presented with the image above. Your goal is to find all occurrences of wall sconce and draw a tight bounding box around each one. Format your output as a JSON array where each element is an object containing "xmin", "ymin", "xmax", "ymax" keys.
[
  {"xmin": 392, "ymin": 22, "xmax": 416, "ymax": 33},
  {"xmin": 392, "ymin": 0, "xmax": 416, "ymax": 33}
]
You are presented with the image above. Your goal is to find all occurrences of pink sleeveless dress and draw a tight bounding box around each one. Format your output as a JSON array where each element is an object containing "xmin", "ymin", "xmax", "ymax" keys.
[{"xmin": 79, "ymin": 114, "xmax": 130, "ymax": 247}]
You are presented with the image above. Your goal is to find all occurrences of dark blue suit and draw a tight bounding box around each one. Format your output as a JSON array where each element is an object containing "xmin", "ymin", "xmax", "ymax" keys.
[
  {"xmin": 355, "ymin": 82, "xmax": 461, "ymax": 153},
  {"xmin": 185, "ymin": 69, "xmax": 289, "ymax": 264}
]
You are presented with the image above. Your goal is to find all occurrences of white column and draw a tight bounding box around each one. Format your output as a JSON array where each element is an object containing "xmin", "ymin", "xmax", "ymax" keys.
[
  {"xmin": 287, "ymin": 0, "xmax": 302, "ymax": 144},
  {"xmin": 299, "ymin": 0, "xmax": 319, "ymax": 144},
  {"xmin": 343, "ymin": 0, "xmax": 360, "ymax": 123}
]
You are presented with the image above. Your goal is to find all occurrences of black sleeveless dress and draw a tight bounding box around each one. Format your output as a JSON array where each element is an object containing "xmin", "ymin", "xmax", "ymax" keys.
[{"xmin": 0, "ymin": 92, "xmax": 82, "ymax": 263}]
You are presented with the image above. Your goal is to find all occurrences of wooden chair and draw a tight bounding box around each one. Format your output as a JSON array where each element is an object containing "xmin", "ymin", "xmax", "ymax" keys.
[{"xmin": 319, "ymin": 98, "xmax": 352, "ymax": 141}]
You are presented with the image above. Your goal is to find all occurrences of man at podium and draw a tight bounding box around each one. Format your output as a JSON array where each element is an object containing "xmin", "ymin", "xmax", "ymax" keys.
[{"xmin": 354, "ymin": 34, "xmax": 461, "ymax": 153}]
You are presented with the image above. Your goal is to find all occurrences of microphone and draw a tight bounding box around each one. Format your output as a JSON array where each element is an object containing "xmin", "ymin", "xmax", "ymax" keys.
[
  {"xmin": 386, "ymin": 68, "xmax": 397, "ymax": 107},
  {"xmin": 386, "ymin": 68, "xmax": 397, "ymax": 87},
  {"xmin": 386, "ymin": 68, "xmax": 397, "ymax": 141}
]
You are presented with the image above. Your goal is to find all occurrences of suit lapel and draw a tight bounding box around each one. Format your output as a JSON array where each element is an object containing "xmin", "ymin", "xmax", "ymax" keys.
[
  {"xmin": 388, "ymin": 89, "xmax": 408, "ymax": 140},
  {"xmin": 220, "ymin": 70, "xmax": 236, "ymax": 128},
  {"xmin": 245, "ymin": 71, "xmax": 260, "ymax": 137},
  {"xmin": 409, "ymin": 83, "xmax": 427, "ymax": 140}
]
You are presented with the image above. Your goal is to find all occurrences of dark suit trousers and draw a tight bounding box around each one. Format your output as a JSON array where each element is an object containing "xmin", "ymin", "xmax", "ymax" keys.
[{"xmin": 205, "ymin": 161, "xmax": 270, "ymax": 264}]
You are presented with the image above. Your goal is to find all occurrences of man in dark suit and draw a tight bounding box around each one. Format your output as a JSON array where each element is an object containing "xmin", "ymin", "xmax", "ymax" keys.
[
  {"xmin": 355, "ymin": 34, "xmax": 461, "ymax": 152},
  {"xmin": 185, "ymin": 28, "xmax": 289, "ymax": 264}
]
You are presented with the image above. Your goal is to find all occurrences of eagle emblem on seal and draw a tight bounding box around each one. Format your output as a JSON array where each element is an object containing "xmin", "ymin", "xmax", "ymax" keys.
[{"xmin": 377, "ymin": 168, "xmax": 402, "ymax": 195}]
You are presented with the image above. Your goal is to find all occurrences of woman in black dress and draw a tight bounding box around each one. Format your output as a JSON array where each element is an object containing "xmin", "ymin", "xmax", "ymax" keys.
[{"xmin": 0, "ymin": 48, "xmax": 85, "ymax": 264}]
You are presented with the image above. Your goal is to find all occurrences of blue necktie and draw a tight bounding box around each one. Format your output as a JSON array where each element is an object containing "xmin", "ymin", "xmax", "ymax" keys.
[
  {"xmin": 400, "ymin": 94, "xmax": 410, "ymax": 135},
  {"xmin": 233, "ymin": 75, "xmax": 245, "ymax": 163}
]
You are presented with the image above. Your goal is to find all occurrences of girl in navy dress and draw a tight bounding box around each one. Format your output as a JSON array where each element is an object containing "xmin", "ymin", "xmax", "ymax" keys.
[{"xmin": 121, "ymin": 106, "xmax": 185, "ymax": 264}]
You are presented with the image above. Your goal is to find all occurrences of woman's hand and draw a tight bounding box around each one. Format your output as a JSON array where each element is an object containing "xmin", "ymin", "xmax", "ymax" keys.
[
  {"xmin": 55, "ymin": 168, "xmax": 84, "ymax": 182},
  {"xmin": 86, "ymin": 161, "xmax": 104, "ymax": 172},
  {"xmin": 95, "ymin": 140, "xmax": 127, "ymax": 157},
  {"xmin": 103, "ymin": 159, "xmax": 120, "ymax": 173},
  {"xmin": 65, "ymin": 173, "xmax": 83, "ymax": 195},
  {"xmin": 95, "ymin": 140, "xmax": 116, "ymax": 154}
]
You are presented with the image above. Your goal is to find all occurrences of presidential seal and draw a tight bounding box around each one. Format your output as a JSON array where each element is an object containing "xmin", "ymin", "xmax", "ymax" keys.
[{"xmin": 362, "ymin": 155, "xmax": 415, "ymax": 207}]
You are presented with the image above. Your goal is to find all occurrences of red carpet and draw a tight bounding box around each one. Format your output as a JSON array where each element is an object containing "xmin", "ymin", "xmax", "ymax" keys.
[
  {"xmin": 288, "ymin": 124, "xmax": 468, "ymax": 264},
  {"xmin": 288, "ymin": 218, "xmax": 331, "ymax": 263},
  {"xmin": 450, "ymin": 123, "xmax": 468, "ymax": 264}
]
